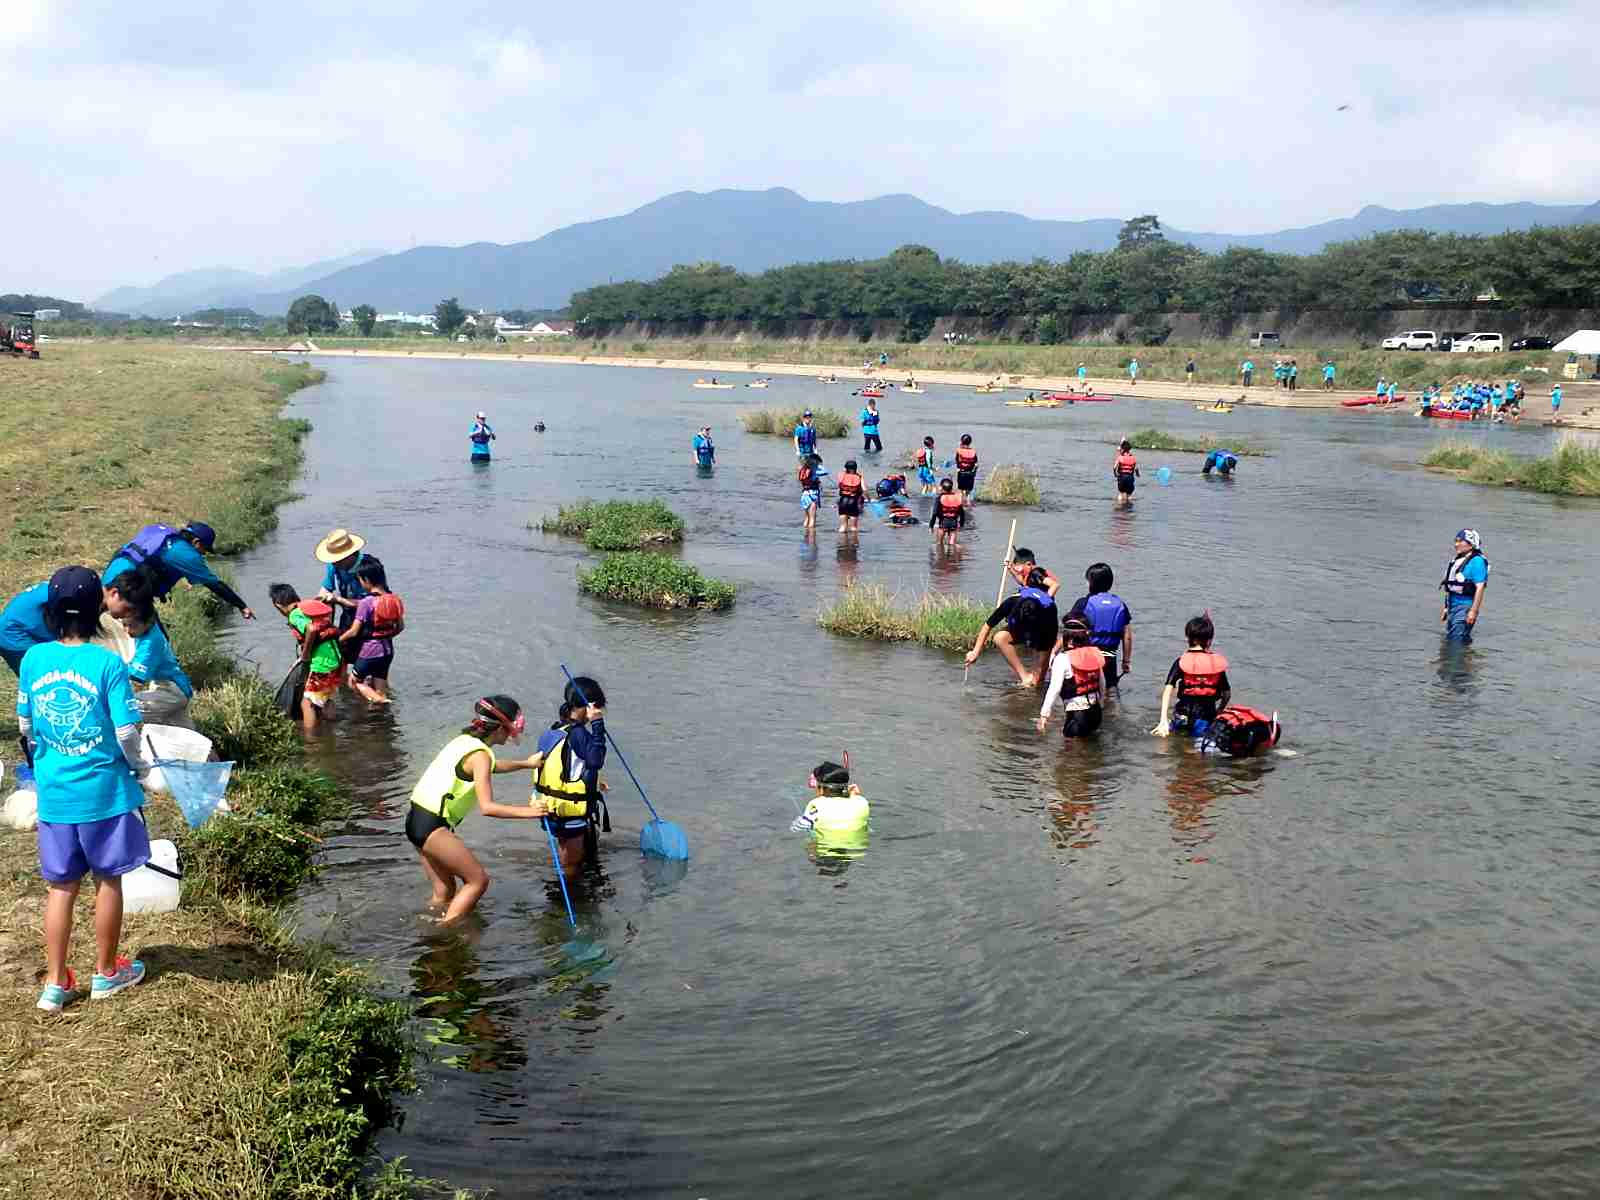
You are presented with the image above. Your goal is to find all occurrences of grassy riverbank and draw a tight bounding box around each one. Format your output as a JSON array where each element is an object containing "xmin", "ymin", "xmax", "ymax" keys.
[
  {"xmin": 0, "ymin": 344, "xmax": 443, "ymax": 1200},
  {"xmin": 818, "ymin": 583, "xmax": 987, "ymax": 652},
  {"xmin": 1124, "ymin": 428, "xmax": 1268, "ymax": 455},
  {"xmin": 537, "ymin": 499, "xmax": 685, "ymax": 549},
  {"xmin": 1423, "ymin": 436, "xmax": 1600, "ymax": 495}
]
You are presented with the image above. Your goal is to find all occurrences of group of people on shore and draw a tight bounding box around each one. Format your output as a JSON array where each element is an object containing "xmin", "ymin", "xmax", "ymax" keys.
[{"xmin": 1417, "ymin": 378, "xmax": 1543, "ymax": 421}]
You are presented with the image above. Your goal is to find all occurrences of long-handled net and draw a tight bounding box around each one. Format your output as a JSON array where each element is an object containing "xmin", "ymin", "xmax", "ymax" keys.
[{"xmin": 156, "ymin": 758, "xmax": 234, "ymax": 829}]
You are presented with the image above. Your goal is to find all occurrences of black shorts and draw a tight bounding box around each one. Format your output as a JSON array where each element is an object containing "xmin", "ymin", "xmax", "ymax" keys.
[
  {"xmin": 1116, "ymin": 476, "xmax": 1135, "ymax": 495},
  {"xmin": 353, "ymin": 653, "xmax": 392, "ymax": 681},
  {"xmin": 1061, "ymin": 703, "xmax": 1103, "ymax": 738},
  {"xmin": 957, "ymin": 470, "xmax": 976, "ymax": 492},
  {"xmin": 542, "ymin": 814, "xmax": 590, "ymax": 841},
  {"xmin": 838, "ymin": 498, "xmax": 861, "ymax": 516},
  {"xmin": 938, "ymin": 515, "xmax": 961, "ymax": 531},
  {"xmin": 405, "ymin": 803, "xmax": 452, "ymax": 850}
]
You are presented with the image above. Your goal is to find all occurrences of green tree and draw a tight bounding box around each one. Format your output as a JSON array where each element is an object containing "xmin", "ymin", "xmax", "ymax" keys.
[
  {"xmin": 434, "ymin": 297, "xmax": 466, "ymax": 336},
  {"xmin": 351, "ymin": 304, "xmax": 377, "ymax": 336},
  {"xmin": 285, "ymin": 294, "xmax": 340, "ymax": 335},
  {"xmin": 1116, "ymin": 215, "xmax": 1164, "ymax": 251}
]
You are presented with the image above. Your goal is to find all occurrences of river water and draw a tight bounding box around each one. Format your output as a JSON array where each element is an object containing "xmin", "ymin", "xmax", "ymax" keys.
[{"xmin": 221, "ymin": 359, "xmax": 1599, "ymax": 1198}]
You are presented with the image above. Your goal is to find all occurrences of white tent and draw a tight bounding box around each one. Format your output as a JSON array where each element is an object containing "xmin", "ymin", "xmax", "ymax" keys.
[{"xmin": 1552, "ymin": 329, "xmax": 1600, "ymax": 354}]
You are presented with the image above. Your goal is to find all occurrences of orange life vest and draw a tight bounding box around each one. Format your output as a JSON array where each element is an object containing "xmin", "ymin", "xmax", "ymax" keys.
[
  {"xmin": 916, "ymin": 447, "xmax": 933, "ymax": 467},
  {"xmin": 294, "ymin": 599, "xmax": 335, "ymax": 645},
  {"xmin": 837, "ymin": 472, "xmax": 864, "ymax": 499},
  {"xmin": 1177, "ymin": 650, "xmax": 1228, "ymax": 698},
  {"xmin": 936, "ymin": 493, "xmax": 964, "ymax": 520},
  {"xmin": 368, "ymin": 593, "xmax": 405, "ymax": 640},
  {"xmin": 955, "ymin": 448, "xmax": 978, "ymax": 470},
  {"xmin": 1115, "ymin": 452, "xmax": 1138, "ymax": 478},
  {"xmin": 1067, "ymin": 646, "xmax": 1105, "ymax": 696},
  {"xmin": 798, "ymin": 462, "xmax": 818, "ymax": 488}
]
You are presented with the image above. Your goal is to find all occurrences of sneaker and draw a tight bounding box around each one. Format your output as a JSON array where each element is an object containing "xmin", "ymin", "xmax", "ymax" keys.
[
  {"xmin": 36, "ymin": 968, "xmax": 78, "ymax": 1013},
  {"xmin": 91, "ymin": 957, "xmax": 145, "ymax": 1000}
]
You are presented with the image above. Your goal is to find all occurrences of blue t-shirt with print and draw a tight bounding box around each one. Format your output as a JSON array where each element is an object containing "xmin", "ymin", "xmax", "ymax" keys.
[
  {"xmin": 129, "ymin": 621, "xmax": 194, "ymax": 698},
  {"xmin": 18, "ymin": 641, "xmax": 145, "ymax": 824},
  {"xmin": 1445, "ymin": 555, "xmax": 1489, "ymax": 609},
  {"xmin": 0, "ymin": 582, "xmax": 52, "ymax": 651}
]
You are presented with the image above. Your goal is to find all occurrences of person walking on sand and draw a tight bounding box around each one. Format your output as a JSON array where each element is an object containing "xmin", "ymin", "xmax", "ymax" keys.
[
  {"xmin": 1185, "ymin": 356, "xmax": 1196, "ymax": 386},
  {"xmin": 1323, "ymin": 360, "xmax": 1336, "ymax": 390},
  {"xmin": 1551, "ymin": 383, "xmax": 1563, "ymax": 423},
  {"xmin": 1240, "ymin": 358, "xmax": 1254, "ymax": 388},
  {"xmin": 1128, "ymin": 357, "xmax": 1139, "ymax": 387},
  {"xmin": 1288, "ymin": 360, "xmax": 1298, "ymax": 391},
  {"xmin": 1077, "ymin": 362, "xmax": 1088, "ymax": 392}
]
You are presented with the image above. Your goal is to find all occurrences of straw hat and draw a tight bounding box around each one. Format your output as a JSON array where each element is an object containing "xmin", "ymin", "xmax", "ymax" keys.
[{"xmin": 314, "ymin": 528, "xmax": 367, "ymax": 564}]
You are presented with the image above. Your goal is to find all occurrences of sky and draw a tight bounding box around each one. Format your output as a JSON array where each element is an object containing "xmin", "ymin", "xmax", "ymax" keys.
[{"xmin": 8, "ymin": 0, "xmax": 1596, "ymax": 301}]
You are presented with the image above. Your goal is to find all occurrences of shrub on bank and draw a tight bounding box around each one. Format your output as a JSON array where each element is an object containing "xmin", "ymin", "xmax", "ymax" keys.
[
  {"xmin": 1124, "ymin": 428, "xmax": 1267, "ymax": 455},
  {"xmin": 741, "ymin": 406, "xmax": 851, "ymax": 437},
  {"xmin": 818, "ymin": 583, "xmax": 987, "ymax": 653},
  {"xmin": 976, "ymin": 464, "xmax": 1041, "ymax": 505},
  {"xmin": 539, "ymin": 499, "xmax": 685, "ymax": 549},
  {"xmin": 180, "ymin": 767, "xmax": 335, "ymax": 904},
  {"xmin": 192, "ymin": 675, "xmax": 302, "ymax": 767},
  {"xmin": 578, "ymin": 552, "xmax": 735, "ymax": 610},
  {"xmin": 1424, "ymin": 435, "xmax": 1600, "ymax": 496}
]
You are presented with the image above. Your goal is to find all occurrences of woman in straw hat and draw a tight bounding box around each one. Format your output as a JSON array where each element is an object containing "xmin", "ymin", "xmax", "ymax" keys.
[{"xmin": 315, "ymin": 528, "xmax": 373, "ymax": 663}]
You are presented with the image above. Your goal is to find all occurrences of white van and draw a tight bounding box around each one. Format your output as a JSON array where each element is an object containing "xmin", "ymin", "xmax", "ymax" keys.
[
  {"xmin": 1451, "ymin": 333, "xmax": 1504, "ymax": 353},
  {"xmin": 1382, "ymin": 330, "xmax": 1437, "ymax": 351},
  {"xmin": 1248, "ymin": 331, "xmax": 1281, "ymax": 348}
]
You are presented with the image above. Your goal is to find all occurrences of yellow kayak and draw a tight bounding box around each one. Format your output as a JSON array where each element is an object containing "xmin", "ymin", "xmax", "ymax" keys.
[
  {"xmin": 1196, "ymin": 403, "xmax": 1234, "ymax": 414},
  {"xmin": 693, "ymin": 381, "xmax": 735, "ymax": 389},
  {"xmin": 1006, "ymin": 399, "xmax": 1063, "ymax": 408},
  {"xmin": 976, "ymin": 385, "xmax": 1005, "ymax": 394}
]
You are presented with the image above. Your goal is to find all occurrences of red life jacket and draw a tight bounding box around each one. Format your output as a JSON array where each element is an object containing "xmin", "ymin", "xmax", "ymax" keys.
[
  {"xmin": 798, "ymin": 462, "xmax": 817, "ymax": 488},
  {"xmin": 1206, "ymin": 705, "xmax": 1281, "ymax": 755},
  {"xmin": 1115, "ymin": 452, "xmax": 1138, "ymax": 478},
  {"xmin": 837, "ymin": 472, "xmax": 864, "ymax": 499},
  {"xmin": 1067, "ymin": 646, "xmax": 1104, "ymax": 696},
  {"xmin": 955, "ymin": 448, "xmax": 978, "ymax": 471},
  {"xmin": 916, "ymin": 447, "xmax": 933, "ymax": 467},
  {"xmin": 294, "ymin": 599, "xmax": 335, "ymax": 645},
  {"xmin": 936, "ymin": 493, "xmax": 964, "ymax": 519},
  {"xmin": 369, "ymin": 593, "xmax": 405, "ymax": 639},
  {"xmin": 1177, "ymin": 650, "xmax": 1228, "ymax": 698}
]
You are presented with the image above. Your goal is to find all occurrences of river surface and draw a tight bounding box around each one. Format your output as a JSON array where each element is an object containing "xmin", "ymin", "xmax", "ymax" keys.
[{"xmin": 221, "ymin": 359, "xmax": 1599, "ymax": 1198}]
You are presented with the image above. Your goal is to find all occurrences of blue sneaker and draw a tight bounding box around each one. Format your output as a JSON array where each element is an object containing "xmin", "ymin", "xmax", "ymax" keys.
[
  {"xmin": 36, "ymin": 968, "xmax": 77, "ymax": 1013},
  {"xmin": 91, "ymin": 957, "xmax": 145, "ymax": 1001}
]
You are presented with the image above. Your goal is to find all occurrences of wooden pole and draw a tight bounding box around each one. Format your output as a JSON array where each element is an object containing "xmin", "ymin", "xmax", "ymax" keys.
[{"xmin": 996, "ymin": 518, "xmax": 1018, "ymax": 606}]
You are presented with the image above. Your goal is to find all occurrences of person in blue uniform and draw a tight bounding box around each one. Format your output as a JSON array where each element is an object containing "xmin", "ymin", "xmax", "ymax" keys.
[
  {"xmin": 1066, "ymin": 562, "xmax": 1132, "ymax": 695},
  {"xmin": 1440, "ymin": 528, "xmax": 1489, "ymax": 643},
  {"xmin": 469, "ymin": 411, "xmax": 495, "ymax": 461},
  {"xmin": 1201, "ymin": 449, "xmax": 1238, "ymax": 477},
  {"xmin": 860, "ymin": 398, "xmax": 882, "ymax": 454},
  {"xmin": 794, "ymin": 411, "xmax": 819, "ymax": 461},
  {"xmin": 100, "ymin": 521, "xmax": 254, "ymax": 620},
  {"xmin": 692, "ymin": 426, "xmax": 716, "ymax": 468}
]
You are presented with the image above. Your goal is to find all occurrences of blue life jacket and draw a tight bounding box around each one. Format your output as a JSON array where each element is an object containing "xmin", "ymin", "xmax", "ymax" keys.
[
  {"xmin": 796, "ymin": 424, "xmax": 817, "ymax": 451},
  {"xmin": 861, "ymin": 408, "xmax": 879, "ymax": 431},
  {"xmin": 1083, "ymin": 593, "xmax": 1128, "ymax": 650},
  {"xmin": 119, "ymin": 523, "xmax": 179, "ymax": 568},
  {"xmin": 1016, "ymin": 586, "xmax": 1054, "ymax": 609},
  {"xmin": 1441, "ymin": 549, "xmax": 1488, "ymax": 600}
]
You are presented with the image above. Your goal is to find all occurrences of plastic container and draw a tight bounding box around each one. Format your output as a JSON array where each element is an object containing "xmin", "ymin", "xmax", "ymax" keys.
[
  {"xmin": 2, "ymin": 788, "xmax": 38, "ymax": 831},
  {"xmin": 142, "ymin": 725, "xmax": 214, "ymax": 795},
  {"xmin": 122, "ymin": 839, "xmax": 182, "ymax": 914}
]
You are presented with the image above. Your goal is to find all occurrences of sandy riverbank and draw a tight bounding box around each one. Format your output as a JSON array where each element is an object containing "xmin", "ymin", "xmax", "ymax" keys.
[{"xmin": 241, "ymin": 344, "xmax": 1598, "ymax": 425}]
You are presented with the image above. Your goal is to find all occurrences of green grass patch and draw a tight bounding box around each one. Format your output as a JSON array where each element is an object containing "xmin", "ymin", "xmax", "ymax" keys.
[
  {"xmin": 1423, "ymin": 435, "xmax": 1600, "ymax": 496},
  {"xmin": 740, "ymin": 406, "xmax": 851, "ymax": 437},
  {"xmin": 577, "ymin": 551, "xmax": 735, "ymax": 610},
  {"xmin": 1124, "ymin": 428, "xmax": 1267, "ymax": 455},
  {"xmin": 538, "ymin": 498, "xmax": 685, "ymax": 549},
  {"xmin": 975, "ymin": 464, "xmax": 1041, "ymax": 505},
  {"xmin": 192, "ymin": 674, "xmax": 305, "ymax": 767},
  {"xmin": 818, "ymin": 582, "xmax": 988, "ymax": 653}
]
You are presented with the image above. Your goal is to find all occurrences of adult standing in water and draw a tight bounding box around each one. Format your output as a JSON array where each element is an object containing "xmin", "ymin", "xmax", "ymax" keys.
[
  {"xmin": 860, "ymin": 398, "xmax": 882, "ymax": 455},
  {"xmin": 692, "ymin": 425, "xmax": 716, "ymax": 469},
  {"xmin": 469, "ymin": 411, "xmax": 495, "ymax": 462},
  {"xmin": 316, "ymin": 528, "xmax": 374, "ymax": 661},
  {"xmin": 101, "ymin": 521, "xmax": 254, "ymax": 620},
  {"xmin": 794, "ymin": 410, "xmax": 819, "ymax": 461},
  {"xmin": 1440, "ymin": 529, "xmax": 1489, "ymax": 644}
]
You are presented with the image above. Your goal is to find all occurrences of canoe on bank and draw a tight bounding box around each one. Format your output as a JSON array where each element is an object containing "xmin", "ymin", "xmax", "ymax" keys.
[{"xmin": 1342, "ymin": 394, "xmax": 1408, "ymax": 408}]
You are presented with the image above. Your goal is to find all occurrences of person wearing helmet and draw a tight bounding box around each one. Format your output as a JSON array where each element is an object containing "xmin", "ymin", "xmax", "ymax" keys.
[
  {"xmin": 1440, "ymin": 529, "xmax": 1489, "ymax": 643},
  {"xmin": 405, "ymin": 695, "xmax": 546, "ymax": 923},
  {"xmin": 100, "ymin": 520, "xmax": 254, "ymax": 620}
]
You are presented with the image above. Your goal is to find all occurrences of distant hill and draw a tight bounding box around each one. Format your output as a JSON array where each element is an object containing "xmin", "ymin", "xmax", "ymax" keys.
[
  {"xmin": 94, "ymin": 250, "xmax": 386, "ymax": 316},
  {"xmin": 102, "ymin": 190, "xmax": 1600, "ymax": 314}
]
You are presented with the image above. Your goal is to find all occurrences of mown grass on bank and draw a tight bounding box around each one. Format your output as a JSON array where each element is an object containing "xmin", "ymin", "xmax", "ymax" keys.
[
  {"xmin": 818, "ymin": 583, "xmax": 987, "ymax": 653},
  {"xmin": 0, "ymin": 343, "xmax": 440, "ymax": 1200},
  {"xmin": 578, "ymin": 551, "xmax": 735, "ymax": 610},
  {"xmin": 740, "ymin": 406, "xmax": 851, "ymax": 437},
  {"xmin": 1423, "ymin": 436, "xmax": 1600, "ymax": 495},
  {"xmin": 976, "ymin": 464, "xmax": 1040, "ymax": 505},
  {"xmin": 1124, "ymin": 428, "xmax": 1268, "ymax": 455},
  {"xmin": 537, "ymin": 499, "xmax": 685, "ymax": 549}
]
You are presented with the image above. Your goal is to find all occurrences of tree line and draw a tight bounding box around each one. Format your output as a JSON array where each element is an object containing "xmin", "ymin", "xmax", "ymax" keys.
[{"xmin": 567, "ymin": 218, "xmax": 1600, "ymax": 341}]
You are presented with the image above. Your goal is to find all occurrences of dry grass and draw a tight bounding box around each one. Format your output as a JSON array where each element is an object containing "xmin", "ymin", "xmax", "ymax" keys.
[{"xmin": 1423, "ymin": 434, "xmax": 1600, "ymax": 495}]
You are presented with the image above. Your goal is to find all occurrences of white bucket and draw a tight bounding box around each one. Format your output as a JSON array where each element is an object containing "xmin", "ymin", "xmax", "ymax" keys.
[
  {"xmin": 142, "ymin": 724, "xmax": 215, "ymax": 796},
  {"xmin": 122, "ymin": 838, "xmax": 182, "ymax": 914},
  {"xmin": 2, "ymin": 788, "xmax": 38, "ymax": 831}
]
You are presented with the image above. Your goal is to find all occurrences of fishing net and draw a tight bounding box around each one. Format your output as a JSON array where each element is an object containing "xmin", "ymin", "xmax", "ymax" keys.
[
  {"xmin": 157, "ymin": 759, "xmax": 234, "ymax": 828},
  {"xmin": 641, "ymin": 817, "xmax": 689, "ymax": 861},
  {"xmin": 273, "ymin": 661, "xmax": 308, "ymax": 718}
]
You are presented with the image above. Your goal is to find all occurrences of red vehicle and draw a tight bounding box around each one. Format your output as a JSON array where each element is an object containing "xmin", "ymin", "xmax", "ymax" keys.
[{"xmin": 3, "ymin": 312, "xmax": 38, "ymax": 358}]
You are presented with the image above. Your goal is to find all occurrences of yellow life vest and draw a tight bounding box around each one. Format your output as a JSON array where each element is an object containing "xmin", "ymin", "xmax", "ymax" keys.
[
  {"xmin": 535, "ymin": 727, "xmax": 594, "ymax": 820},
  {"xmin": 410, "ymin": 735, "xmax": 495, "ymax": 828},
  {"xmin": 803, "ymin": 793, "xmax": 870, "ymax": 855}
]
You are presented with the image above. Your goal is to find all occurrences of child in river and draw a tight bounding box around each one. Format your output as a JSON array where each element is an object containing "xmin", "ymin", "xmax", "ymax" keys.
[
  {"xmin": 916, "ymin": 436, "xmax": 938, "ymax": 495},
  {"xmin": 1151, "ymin": 613, "xmax": 1231, "ymax": 739},
  {"xmin": 1113, "ymin": 440, "xmax": 1139, "ymax": 508},
  {"xmin": 790, "ymin": 759, "xmax": 869, "ymax": 859},
  {"xmin": 339, "ymin": 558, "xmax": 404, "ymax": 703},
  {"xmin": 930, "ymin": 477, "xmax": 967, "ymax": 550},
  {"xmin": 798, "ymin": 454, "xmax": 824, "ymax": 532},
  {"xmin": 1037, "ymin": 617, "xmax": 1107, "ymax": 740},
  {"xmin": 533, "ymin": 677, "xmax": 610, "ymax": 877},
  {"xmin": 406, "ymin": 695, "xmax": 546, "ymax": 923},
  {"xmin": 270, "ymin": 583, "xmax": 342, "ymax": 727}
]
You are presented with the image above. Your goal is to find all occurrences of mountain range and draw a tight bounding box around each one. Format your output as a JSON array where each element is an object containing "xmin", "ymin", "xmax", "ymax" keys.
[{"xmin": 93, "ymin": 190, "xmax": 1600, "ymax": 316}]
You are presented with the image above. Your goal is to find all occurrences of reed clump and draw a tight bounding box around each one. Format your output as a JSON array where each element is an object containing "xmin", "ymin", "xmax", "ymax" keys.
[
  {"xmin": 1124, "ymin": 428, "xmax": 1267, "ymax": 455},
  {"xmin": 538, "ymin": 499, "xmax": 685, "ymax": 549},
  {"xmin": 1423, "ymin": 435, "xmax": 1600, "ymax": 495},
  {"xmin": 975, "ymin": 464, "xmax": 1041, "ymax": 505},
  {"xmin": 818, "ymin": 582, "xmax": 988, "ymax": 653},
  {"xmin": 578, "ymin": 551, "xmax": 736, "ymax": 610},
  {"xmin": 740, "ymin": 407, "xmax": 851, "ymax": 437}
]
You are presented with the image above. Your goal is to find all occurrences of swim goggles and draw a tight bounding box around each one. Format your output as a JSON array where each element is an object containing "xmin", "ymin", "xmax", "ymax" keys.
[{"xmin": 477, "ymin": 700, "xmax": 526, "ymax": 740}]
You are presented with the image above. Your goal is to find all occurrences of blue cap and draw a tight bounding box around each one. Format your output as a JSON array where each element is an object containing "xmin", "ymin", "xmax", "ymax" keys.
[
  {"xmin": 47, "ymin": 565, "xmax": 102, "ymax": 617},
  {"xmin": 183, "ymin": 521, "xmax": 217, "ymax": 550},
  {"xmin": 1456, "ymin": 529, "xmax": 1480, "ymax": 548}
]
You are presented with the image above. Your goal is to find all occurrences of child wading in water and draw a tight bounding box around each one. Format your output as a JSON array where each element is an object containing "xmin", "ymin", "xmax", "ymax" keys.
[
  {"xmin": 1152, "ymin": 613, "xmax": 1231, "ymax": 739},
  {"xmin": 916, "ymin": 436, "xmax": 938, "ymax": 495},
  {"xmin": 339, "ymin": 558, "xmax": 404, "ymax": 703},
  {"xmin": 930, "ymin": 477, "xmax": 967, "ymax": 550},
  {"xmin": 406, "ymin": 695, "xmax": 546, "ymax": 923},
  {"xmin": 1113, "ymin": 440, "xmax": 1139, "ymax": 508},
  {"xmin": 1037, "ymin": 617, "xmax": 1108, "ymax": 741},
  {"xmin": 533, "ymin": 677, "xmax": 609, "ymax": 878},
  {"xmin": 22, "ymin": 567, "xmax": 156, "ymax": 1011},
  {"xmin": 798, "ymin": 453, "xmax": 825, "ymax": 532},
  {"xmin": 271, "ymin": 583, "xmax": 343, "ymax": 728},
  {"xmin": 790, "ymin": 759, "xmax": 869, "ymax": 859}
]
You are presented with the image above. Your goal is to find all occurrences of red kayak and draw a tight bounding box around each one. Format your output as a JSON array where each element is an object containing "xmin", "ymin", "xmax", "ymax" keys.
[
  {"xmin": 860, "ymin": 388, "xmax": 884, "ymax": 398},
  {"xmin": 1341, "ymin": 394, "xmax": 1408, "ymax": 408},
  {"xmin": 1045, "ymin": 391, "xmax": 1113, "ymax": 402},
  {"xmin": 1421, "ymin": 407, "xmax": 1473, "ymax": 420}
]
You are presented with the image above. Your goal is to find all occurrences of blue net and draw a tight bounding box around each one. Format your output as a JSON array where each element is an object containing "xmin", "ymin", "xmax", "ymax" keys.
[
  {"xmin": 640, "ymin": 817, "xmax": 689, "ymax": 861},
  {"xmin": 158, "ymin": 759, "xmax": 234, "ymax": 829}
]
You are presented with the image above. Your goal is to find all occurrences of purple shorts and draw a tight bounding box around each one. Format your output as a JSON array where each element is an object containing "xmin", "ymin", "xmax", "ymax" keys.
[{"xmin": 38, "ymin": 810, "xmax": 151, "ymax": 883}]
